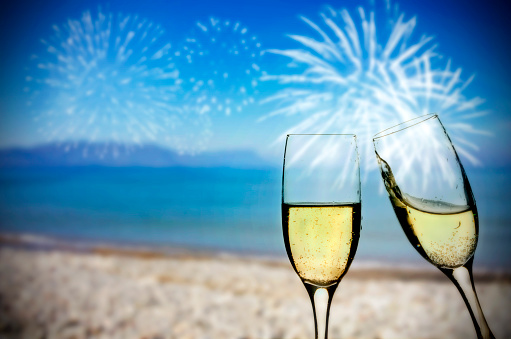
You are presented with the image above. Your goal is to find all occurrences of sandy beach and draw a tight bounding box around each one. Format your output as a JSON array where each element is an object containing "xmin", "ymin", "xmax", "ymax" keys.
[{"xmin": 0, "ymin": 241, "xmax": 510, "ymax": 339}]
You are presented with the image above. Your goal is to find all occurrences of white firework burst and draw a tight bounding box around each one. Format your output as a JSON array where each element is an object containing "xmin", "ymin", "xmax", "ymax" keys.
[
  {"xmin": 261, "ymin": 2, "xmax": 489, "ymax": 180},
  {"xmin": 26, "ymin": 9, "xmax": 209, "ymax": 155},
  {"xmin": 176, "ymin": 17, "xmax": 264, "ymax": 117}
]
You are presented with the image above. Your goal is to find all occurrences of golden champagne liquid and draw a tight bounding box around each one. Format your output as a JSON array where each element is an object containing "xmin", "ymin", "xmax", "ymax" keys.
[
  {"xmin": 282, "ymin": 203, "xmax": 361, "ymax": 286},
  {"xmin": 377, "ymin": 153, "xmax": 478, "ymax": 269},
  {"xmin": 392, "ymin": 201, "xmax": 478, "ymax": 268}
]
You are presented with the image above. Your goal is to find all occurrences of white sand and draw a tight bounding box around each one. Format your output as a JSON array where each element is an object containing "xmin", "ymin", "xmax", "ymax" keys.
[{"xmin": 0, "ymin": 246, "xmax": 509, "ymax": 339}]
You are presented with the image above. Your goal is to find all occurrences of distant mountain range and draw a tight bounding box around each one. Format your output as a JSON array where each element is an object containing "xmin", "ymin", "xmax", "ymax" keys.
[{"xmin": 0, "ymin": 142, "xmax": 275, "ymax": 169}]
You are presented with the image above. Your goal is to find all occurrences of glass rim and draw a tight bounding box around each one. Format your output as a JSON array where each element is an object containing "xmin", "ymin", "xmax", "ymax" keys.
[
  {"xmin": 287, "ymin": 133, "xmax": 356, "ymax": 137},
  {"xmin": 372, "ymin": 113, "xmax": 438, "ymax": 140}
]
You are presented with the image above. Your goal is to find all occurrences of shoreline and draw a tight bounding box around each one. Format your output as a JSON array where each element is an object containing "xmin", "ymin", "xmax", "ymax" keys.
[{"xmin": 1, "ymin": 231, "xmax": 509, "ymax": 283}]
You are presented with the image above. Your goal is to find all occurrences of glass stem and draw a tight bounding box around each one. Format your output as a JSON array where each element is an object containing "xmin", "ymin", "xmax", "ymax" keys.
[
  {"xmin": 304, "ymin": 283, "xmax": 337, "ymax": 339},
  {"xmin": 441, "ymin": 259, "xmax": 495, "ymax": 339}
]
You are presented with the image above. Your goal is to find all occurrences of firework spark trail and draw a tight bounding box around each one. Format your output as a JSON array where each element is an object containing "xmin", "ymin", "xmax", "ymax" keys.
[
  {"xmin": 26, "ymin": 9, "xmax": 210, "ymax": 156},
  {"xmin": 261, "ymin": 2, "xmax": 489, "ymax": 182},
  {"xmin": 176, "ymin": 17, "xmax": 265, "ymax": 118}
]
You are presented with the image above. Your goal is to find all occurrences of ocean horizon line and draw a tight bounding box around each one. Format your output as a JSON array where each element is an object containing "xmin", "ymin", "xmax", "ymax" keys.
[{"xmin": 0, "ymin": 141, "xmax": 280, "ymax": 169}]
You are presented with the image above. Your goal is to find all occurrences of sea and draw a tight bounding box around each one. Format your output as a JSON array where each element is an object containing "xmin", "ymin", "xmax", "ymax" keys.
[{"xmin": 0, "ymin": 166, "xmax": 510, "ymax": 272}]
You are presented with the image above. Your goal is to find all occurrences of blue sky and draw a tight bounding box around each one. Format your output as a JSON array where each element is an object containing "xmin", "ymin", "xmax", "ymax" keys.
[{"xmin": 0, "ymin": 0, "xmax": 510, "ymax": 166}]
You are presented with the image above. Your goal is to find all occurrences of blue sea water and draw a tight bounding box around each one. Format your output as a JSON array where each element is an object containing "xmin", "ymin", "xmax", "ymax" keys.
[
  {"xmin": 0, "ymin": 167, "xmax": 283, "ymax": 253},
  {"xmin": 0, "ymin": 166, "xmax": 510, "ymax": 271}
]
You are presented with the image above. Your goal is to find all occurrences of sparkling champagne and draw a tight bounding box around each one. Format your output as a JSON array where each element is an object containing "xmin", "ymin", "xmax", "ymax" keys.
[
  {"xmin": 393, "ymin": 201, "xmax": 477, "ymax": 268},
  {"xmin": 282, "ymin": 203, "xmax": 361, "ymax": 286},
  {"xmin": 373, "ymin": 115, "xmax": 494, "ymax": 338},
  {"xmin": 377, "ymin": 154, "xmax": 478, "ymax": 268}
]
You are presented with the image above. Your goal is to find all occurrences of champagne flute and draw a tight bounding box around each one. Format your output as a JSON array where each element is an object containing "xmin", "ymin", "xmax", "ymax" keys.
[
  {"xmin": 373, "ymin": 114, "xmax": 494, "ymax": 339},
  {"xmin": 282, "ymin": 134, "xmax": 361, "ymax": 339}
]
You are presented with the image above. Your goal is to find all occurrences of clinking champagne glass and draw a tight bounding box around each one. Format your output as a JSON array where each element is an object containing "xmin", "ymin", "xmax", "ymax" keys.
[
  {"xmin": 373, "ymin": 114, "xmax": 494, "ymax": 339},
  {"xmin": 282, "ymin": 134, "xmax": 361, "ymax": 339}
]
